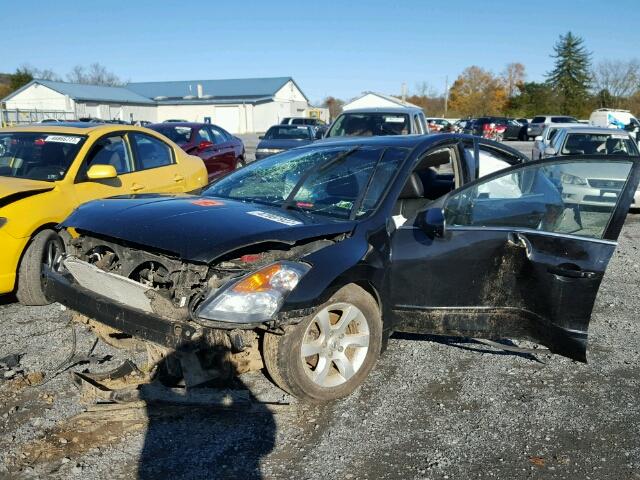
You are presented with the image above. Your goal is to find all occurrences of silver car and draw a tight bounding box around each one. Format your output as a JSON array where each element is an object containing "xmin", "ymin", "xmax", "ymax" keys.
[
  {"xmin": 543, "ymin": 127, "xmax": 640, "ymax": 208},
  {"xmin": 532, "ymin": 123, "xmax": 591, "ymax": 160},
  {"xmin": 526, "ymin": 115, "xmax": 580, "ymax": 140}
]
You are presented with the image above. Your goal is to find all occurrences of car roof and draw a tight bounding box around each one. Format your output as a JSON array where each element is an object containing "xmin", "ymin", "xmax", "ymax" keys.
[
  {"xmin": 269, "ymin": 124, "xmax": 311, "ymax": 129},
  {"xmin": 339, "ymin": 107, "xmax": 423, "ymax": 114},
  {"xmin": 563, "ymin": 127, "xmax": 633, "ymax": 135},
  {"xmin": 544, "ymin": 123, "xmax": 590, "ymax": 129},
  {"xmin": 0, "ymin": 123, "xmax": 149, "ymax": 135},
  {"xmin": 148, "ymin": 122, "xmax": 209, "ymax": 129},
  {"xmin": 309, "ymin": 133, "xmax": 488, "ymax": 149}
]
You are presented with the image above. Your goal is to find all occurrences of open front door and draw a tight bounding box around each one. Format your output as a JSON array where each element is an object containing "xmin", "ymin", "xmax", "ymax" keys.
[{"xmin": 389, "ymin": 156, "xmax": 640, "ymax": 361}]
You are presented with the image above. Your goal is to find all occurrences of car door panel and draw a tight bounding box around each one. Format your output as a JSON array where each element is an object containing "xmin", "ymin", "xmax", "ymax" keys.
[{"xmin": 389, "ymin": 156, "xmax": 640, "ymax": 361}]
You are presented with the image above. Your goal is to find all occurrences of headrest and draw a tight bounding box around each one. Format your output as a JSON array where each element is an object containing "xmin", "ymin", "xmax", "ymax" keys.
[{"xmin": 399, "ymin": 172, "xmax": 424, "ymax": 199}]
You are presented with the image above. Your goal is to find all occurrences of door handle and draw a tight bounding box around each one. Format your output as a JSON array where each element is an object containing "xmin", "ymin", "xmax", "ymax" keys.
[
  {"xmin": 547, "ymin": 264, "xmax": 599, "ymax": 279},
  {"xmin": 174, "ymin": 175, "xmax": 184, "ymax": 182},
  {"xmin": 131, "ymin": 183, "xmax": 145, "ymax": 192},
  {"xmin": 507, "ymin": 232, "xmax": 527, "ymax": 248}
]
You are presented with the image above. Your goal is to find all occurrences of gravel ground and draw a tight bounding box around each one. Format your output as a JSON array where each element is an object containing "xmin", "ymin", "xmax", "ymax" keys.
[{"xmin": 1, "ymin": 139, "xmax": 639, "ymax": 479}]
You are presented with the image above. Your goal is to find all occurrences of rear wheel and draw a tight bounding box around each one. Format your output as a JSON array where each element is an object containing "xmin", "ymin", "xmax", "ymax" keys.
[
  {"xmin": 263, "ymin": 284, "xmax": 382, "ymax": 402},
  {"xmin": 16, "ymin": 229, "xmax": 64, "ymax": 306}
]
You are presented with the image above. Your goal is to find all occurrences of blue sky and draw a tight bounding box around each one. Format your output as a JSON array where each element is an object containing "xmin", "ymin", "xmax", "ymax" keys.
[{"xmin": 4, "ymin": 0, "xmax": 639, "ymax": 104}]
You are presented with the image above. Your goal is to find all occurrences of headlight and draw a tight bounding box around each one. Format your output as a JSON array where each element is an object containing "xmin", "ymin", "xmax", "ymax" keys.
[
  {"xmin": 196, "ymin": 261, "xmax": 310, "ymax": 323},
  {"xmin": 0, "ymin": 218, "xmax": 6, "ymax": 229},
  {"xmin": 560, "ymin": 173, "xmax": 587, "ymax": 185},
  {"xmin": 256, "ymin": 148, "xmax": 284, "ymax": 154}
]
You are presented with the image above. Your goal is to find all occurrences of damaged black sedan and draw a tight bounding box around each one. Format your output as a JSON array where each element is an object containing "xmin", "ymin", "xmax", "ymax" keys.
[{"xmin": 44, "ymin": 134, "xmax": 640, "ymax": 402}]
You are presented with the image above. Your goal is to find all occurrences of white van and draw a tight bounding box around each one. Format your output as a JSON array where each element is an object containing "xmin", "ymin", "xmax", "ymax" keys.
[{"xmin": 589, "ymin": 109, "xmax": 640, "ymax": 141}]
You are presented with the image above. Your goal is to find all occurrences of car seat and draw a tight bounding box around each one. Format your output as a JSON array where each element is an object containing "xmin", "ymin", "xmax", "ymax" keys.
[
  {"xmin": 25, "ymin": 142, "xmax": 67, "ymax": 180},
  {"xmin": 394, "ymin": 172, "xmax": 430, "ymax": 219}
]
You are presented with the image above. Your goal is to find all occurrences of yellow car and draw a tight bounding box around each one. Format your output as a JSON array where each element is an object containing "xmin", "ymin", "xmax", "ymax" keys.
[{"xmin": 0, "ymin": 123, "xmax": 208, "ymax": 305}]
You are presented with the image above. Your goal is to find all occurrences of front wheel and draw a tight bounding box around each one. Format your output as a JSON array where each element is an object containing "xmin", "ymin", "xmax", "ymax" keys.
[
  {"xmin": 263, "ymin": 284, "xmax": 382, "ymax": 402},
  {"xmin": 16, "ymin": 229, "xmax": 64, "ymax": 306}
]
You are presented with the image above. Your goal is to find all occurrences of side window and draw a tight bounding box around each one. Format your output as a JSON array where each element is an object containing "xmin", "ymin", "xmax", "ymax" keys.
[
  {"xmin": 83, "ymin": 135, "xmax": 132, "ymax": 176},
  {"xmin": 130, "ymin": 133, "xmax": 174, "ymax": 170},
  {"xmin": 209, "ymin": 127, "xmax": 227, "ymax": 144},
  {"xmin": 444, "ymin": 160, "xmax": 634, "ymax": 239},
  {"xmin": 197, "ymin": 127, "xmax": 213, "ymax": 143},
  {"xmin": 291, "ymin": 118, "xmax": 304, "ymax": 125},
  {"xmin": 477, "ymin": 148, "xmax": 512, "ymax": 178},
  {"xmin": 413, "ymin": 115, "xmax": 423, "ymax": 134}
]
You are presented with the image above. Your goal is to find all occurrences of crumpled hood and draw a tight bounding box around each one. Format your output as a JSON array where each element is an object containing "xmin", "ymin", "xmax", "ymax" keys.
[
  {"xmin": 0, "ymin": 177, "xmax": 54, "ymax": 207},
  {"xmin": 62, "ymin": 194, "xmax": 355, "ymax": 263}
]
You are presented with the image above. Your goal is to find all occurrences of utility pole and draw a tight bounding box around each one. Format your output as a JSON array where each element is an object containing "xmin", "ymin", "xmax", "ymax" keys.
[
  {"xmin": 444, "ymin": 76, "xmax": 449, "ymax": 118},
  {"xmin": 401, "ymin": 82, "xmax": 407, "ymax": 103}
]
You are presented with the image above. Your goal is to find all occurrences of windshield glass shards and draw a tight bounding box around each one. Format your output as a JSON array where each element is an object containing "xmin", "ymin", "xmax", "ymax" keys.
[{"xmin": 205, "ymin": 146, "xmax": 409, "ymax": 219}]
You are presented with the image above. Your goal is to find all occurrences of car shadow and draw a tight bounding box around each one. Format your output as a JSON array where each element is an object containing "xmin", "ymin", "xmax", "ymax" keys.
[
  {"xmin": 136, "ymin": 345, "xmax": 276, "ymax": 480},
  {"xmin": 391, "ymin": 332, "xmax": 543, "ymax": 363},
  {"xmin": 0, "ymin": 293, "xmax": 17, "ymax": 306}
]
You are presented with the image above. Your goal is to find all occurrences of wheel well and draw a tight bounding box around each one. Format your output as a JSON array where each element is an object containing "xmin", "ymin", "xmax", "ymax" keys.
[{"xmin": 17, "ymin": 223, "xmax": 58, "ymax": 266}]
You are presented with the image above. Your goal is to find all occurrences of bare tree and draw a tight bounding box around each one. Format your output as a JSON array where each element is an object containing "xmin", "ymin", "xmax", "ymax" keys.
[
  {"xmin": 592, "ymin": 59, "xmax": 640, "ymax": 106},
  {"xmin": 321, "ymin": 96, "xmax": 344, "ymax": 120},
  {"xmin": 66, "ymin": 63, "xmax": 123, "ymax": 86},
  {"xmin": 413, "ymin": 81, "xmax": 438, "ymax": 97},
  {"xmin": 502, "ymin": 62, "xmax": 526, "ymax": 98},
  {"xmin": 17, "ymin": 63, "xmax": 61, "ymax": 81}
]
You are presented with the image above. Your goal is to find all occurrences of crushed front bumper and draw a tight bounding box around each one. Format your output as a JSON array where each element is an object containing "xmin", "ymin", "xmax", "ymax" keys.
[{"xmin": 44, "ymin": 269, "xmax": 201, "ymax": 348}]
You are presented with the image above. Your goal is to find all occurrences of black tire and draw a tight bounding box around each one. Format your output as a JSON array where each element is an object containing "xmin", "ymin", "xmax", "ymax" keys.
[
  {"xmin": 237, "ymin": 156, "xmax": 246, "ymax": 168},
  {"xmin": 16, "ymin": 229, "xmax": 64, "ymax": 306},
  {"xmin": 262, "ymin": 284, "xmax": 382, "ymax": 403}
]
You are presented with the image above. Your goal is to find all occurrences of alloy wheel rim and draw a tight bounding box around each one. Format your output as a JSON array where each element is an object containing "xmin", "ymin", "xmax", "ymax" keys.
[
  {"xmin": 43, "ymin": 239, "xmax": 63, "ymax": 273},
  {"xmin": 300, "ymin": 302, "xmax": 370, "ymax": 388}
]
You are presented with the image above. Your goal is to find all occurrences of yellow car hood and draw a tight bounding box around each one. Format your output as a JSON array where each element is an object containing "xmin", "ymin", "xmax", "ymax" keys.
[{"xmin": 0, "ymin": 177, "xmax": 54, "ymax": 206}]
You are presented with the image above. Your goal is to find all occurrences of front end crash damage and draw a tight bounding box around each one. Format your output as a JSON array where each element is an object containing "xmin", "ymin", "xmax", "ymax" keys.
[{"xmin": 45, "ymin": 231, "xmax": 341, "ymax": 352}]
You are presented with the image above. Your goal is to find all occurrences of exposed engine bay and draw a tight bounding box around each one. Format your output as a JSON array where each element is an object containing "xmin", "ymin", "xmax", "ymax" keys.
[{"xmin": 63, "ymin": 230, "xmax": 337, "ymax": 326}]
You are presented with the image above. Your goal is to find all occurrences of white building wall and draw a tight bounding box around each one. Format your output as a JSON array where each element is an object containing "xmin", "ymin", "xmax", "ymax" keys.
[
  {"xmin": 274, "ymin": 81, "xmax": 307, "ymax": 103},
  {"xmin": 5, "ymin": 84, "xmax": 70, "ymax": 111},
  {"xmin": 343, "ymin": 93, "xmax": 403, "ymax": 111}
]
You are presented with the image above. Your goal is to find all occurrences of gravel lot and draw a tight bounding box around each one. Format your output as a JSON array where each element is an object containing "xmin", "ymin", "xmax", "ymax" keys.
[{"xmin": 1, "ymin": 139, "xmax": 639, "ymax": 479}]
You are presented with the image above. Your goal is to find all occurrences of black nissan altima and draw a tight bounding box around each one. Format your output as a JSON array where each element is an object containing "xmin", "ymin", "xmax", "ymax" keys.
[{"xmin": 45, "ymin": 134, "xmax": 640, "ymax": 402}]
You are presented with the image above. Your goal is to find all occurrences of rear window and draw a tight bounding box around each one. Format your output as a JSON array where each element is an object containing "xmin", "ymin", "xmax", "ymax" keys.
[
  {"xmin": 562, "ymin": 133, "xmax": 638, "ymax": 155},
  {"xmin": 327, "ymin": 113, "xmax": 410, "ymax": 137},
  {"xmin": 149, "ymin": 125, "xmax": 192, "ymax": 145},
  {"xmin": 552, "ymin": 117, "xmax": 578, "ymax": 123},
  {"xmin": 264, "ymin": 126, "xmax": 312, "ymax": 140},
  {"xmin": 531, "ymin": 116, "xmax": 546, "ymax": 124}
]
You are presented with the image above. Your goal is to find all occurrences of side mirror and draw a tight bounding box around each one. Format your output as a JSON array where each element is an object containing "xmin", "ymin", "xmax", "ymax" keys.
[
  {"xmin": 534, "ymin": 135, "xmax": 543, "ymax": 142},
  {"xmin": 418, "ymin": 207, "xmax": 445, "ymax": 238},
  {"xmin": 258, "ymin": 135, "xmax": 264, "ymax": 140},
  {"xmin": 86, "ymin": 164, "xmax": 117, "ymax": 180},
  {"xmin": 544, "ymin": 146, "xmax": 557, "ymax": 157},
  {"xmin": 198, "ymin": 140, "xmax": 213, "ymax": 150},
  {"xmin": 315, "ymin": 130, "xmax": 324, "ymax": 140}
]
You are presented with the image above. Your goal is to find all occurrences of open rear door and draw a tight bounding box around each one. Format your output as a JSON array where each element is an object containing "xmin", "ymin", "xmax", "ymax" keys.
[{"xmin": 390, "ymin": 155, "xmax": 640, "ymax": 361}]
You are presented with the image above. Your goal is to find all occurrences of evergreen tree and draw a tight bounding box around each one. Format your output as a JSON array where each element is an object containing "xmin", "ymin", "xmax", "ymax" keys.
[
  {"xmin": 9, "ymin": 67, "xmax": 33, "ymax": 91},
  {"xmin": 546, "ymin": 32, "xmax": 592, "ymax": 116}
]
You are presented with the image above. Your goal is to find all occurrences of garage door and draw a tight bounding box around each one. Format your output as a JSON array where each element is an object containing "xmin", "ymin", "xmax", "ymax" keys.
[{"xmin": 215, "ymin": 107, "xmax": 240, "ymax": 133}]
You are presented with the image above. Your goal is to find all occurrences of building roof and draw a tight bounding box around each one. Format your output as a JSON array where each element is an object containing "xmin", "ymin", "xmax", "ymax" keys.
[
  {"xmin": 344, "ymin": 91, "xmax": 421, "ymax": 109},
  {"xmin": 126, "ymin": 77, "xmax": 307, "ymax": 103},
  {"xmin": 2, "ymin": 77, "xmax": 307, "ymax": 105},
  {"xmin": 14, "ymin": 80, "xmax": 155, "ymax": 104}
]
